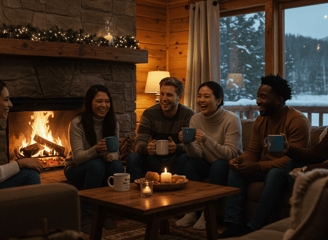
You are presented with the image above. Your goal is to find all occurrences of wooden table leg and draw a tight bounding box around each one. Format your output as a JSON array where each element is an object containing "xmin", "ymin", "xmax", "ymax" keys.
[
  {"xmin": 204, "ymin": 200, "xmax": 219, "ymax": 240},
  {"xmin": 90, "ymin": 204, "xmax": 105, "ymax": 240},
  {"xmin": 145, "ymin": 213, "xmax": 160, "ymax": 240},
  {"xmin": 159, "ymin": 219, "xmax": 170, "ymax": 235}
]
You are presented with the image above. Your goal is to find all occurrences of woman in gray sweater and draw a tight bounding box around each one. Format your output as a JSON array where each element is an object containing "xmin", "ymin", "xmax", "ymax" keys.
[
  {"xmin": 64, "ymin": 85, "xmax": 124, "ymax": 233},
  {"xmin": 176, "ymin": 81, "xmax": 243, "ymax": 230}
]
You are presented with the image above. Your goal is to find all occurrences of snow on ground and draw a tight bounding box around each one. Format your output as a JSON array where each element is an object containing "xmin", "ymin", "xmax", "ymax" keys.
[{"xmin": 225, "ymin": 94, "xmax": 328, "ymax": 126}]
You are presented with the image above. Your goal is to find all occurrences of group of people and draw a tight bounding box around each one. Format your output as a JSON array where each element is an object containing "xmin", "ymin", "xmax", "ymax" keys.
[{"xmin": 0, "ymin": 73, "xmax": 327, "ymax": 237}]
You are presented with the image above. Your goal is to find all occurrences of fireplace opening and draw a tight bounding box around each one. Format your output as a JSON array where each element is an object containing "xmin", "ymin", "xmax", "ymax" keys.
[{"xmin": 7, "ymin": 98, "xmax": 83, "ymax": 168}]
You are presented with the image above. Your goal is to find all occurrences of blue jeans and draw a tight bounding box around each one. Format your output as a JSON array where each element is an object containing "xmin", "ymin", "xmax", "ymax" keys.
[
  {"xmin": 224, "ymin": 168, "xmax": 288, "ymax": 230},
  {"xmin": 177, "ymin": 157, "xmax": 230, "ymax": 185},
  {"xmin": 64, "ymin": 158, "xmax": 124, "ymax": 190},
  {"xmin": 0, "ymin": 168, "xmax": 41, "ymax": 189},
  {"xmin": 126, "ymin": 152, "xmax": 189, "ymax": 182}
]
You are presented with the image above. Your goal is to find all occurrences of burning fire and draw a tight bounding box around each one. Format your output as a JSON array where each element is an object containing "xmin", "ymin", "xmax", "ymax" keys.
[{"xmin": 20, "ymin": 111, "xmax": 62, "ymax": 157}]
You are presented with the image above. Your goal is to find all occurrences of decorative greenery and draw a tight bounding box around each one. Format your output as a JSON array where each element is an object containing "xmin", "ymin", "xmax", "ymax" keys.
[{"xmin": 0, "ymin": 23, "xmax": 140, "ymax": 49}]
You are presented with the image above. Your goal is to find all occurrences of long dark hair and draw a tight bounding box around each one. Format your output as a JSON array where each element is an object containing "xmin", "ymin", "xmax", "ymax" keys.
[
  {"xmin": 81, "ymin": 85, "xmax": 117, "ymax": 146},
  {"xmin": 0, "ymin": 80, "xmax": 7, "ymax": 93}
]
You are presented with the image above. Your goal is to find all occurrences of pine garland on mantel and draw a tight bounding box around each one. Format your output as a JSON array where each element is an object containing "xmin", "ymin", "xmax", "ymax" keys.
[{"xmin": 0, "ymin": 23, "xmax": 140, "ymax": 49}]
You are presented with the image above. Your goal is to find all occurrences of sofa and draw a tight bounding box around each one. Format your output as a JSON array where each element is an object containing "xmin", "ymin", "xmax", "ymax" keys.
[
  {"xmin": 224, "ymin": 169, "xmax": 328, "ymax": 240},
  {"xmin": 0, "ymin": 183, "xmax": 81, "ymax": 239},
  {"xmin": 240, "ymin": 119, "xmax": 327, "ymax": 222}
]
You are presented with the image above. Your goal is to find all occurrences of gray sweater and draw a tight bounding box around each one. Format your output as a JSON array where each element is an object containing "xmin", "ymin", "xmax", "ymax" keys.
[
  {"xmin": 66, "ymin": 115, "xmax": 120, "ymax": 167},
  {"xmin": 184, "ymin": 107, "xmax": 243, "ymax": 163}
]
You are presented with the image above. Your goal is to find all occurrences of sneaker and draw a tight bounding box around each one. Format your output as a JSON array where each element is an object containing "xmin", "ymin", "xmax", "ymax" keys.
[
  {"xmin": 219, "ymin": 223, "xmax": 244, "ymax": 239},
  {"xmin": 176, "ymin": 212, "xmax": 197, "ymax": 227}
]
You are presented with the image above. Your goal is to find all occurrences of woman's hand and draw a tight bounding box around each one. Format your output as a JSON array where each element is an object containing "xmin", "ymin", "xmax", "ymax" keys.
[
  {"xmin": 95, "ymin": 139, "xmax": 107, "ymax": 154},
  {"xmin": 17, "ymin": 158, "xmax": 43, "ymax": 173},
  {"xmin": 104, "ymin": 152, "xmax": 114, "ymax": 162},
  {"xmin": 195, "ymin": 129, "xmax": 207, "ymax": 143}
]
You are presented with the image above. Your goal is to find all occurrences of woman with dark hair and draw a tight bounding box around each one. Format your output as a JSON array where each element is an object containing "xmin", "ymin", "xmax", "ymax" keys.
[
  {"xmin": 176, "ymin": 81, "xmax": 243, "ymax": 230},
  {"xmin": 0, "ymin": 80, "xmax": 43, "ymax": 189},
  {"xmin": 64, "ymin": 84, "xmax": 124, "ymax": 233}
]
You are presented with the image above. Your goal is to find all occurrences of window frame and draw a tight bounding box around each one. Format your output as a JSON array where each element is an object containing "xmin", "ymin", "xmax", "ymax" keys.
[{"xmin": 205, "ymin": 0, "xmax": 328, "ymax": 78}]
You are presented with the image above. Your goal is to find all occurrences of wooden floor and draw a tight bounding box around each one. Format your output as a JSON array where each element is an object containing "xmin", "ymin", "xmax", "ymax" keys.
[{"xmin": 40, "ymin": 167, "xmax": 67, "ymax": 184}]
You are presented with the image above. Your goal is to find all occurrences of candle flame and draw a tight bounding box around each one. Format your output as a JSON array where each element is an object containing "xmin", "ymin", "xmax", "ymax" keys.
[{"xmin": 164, "ymin": 167, "xmax": 167, "ymax": 173}]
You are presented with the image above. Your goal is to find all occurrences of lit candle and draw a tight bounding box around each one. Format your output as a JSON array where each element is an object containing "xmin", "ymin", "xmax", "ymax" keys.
[
  {"xmin": 143, "ymin": 186, "xmax": 151, "ymax": 194},
  {"xmin": 161, "ymin": 168, "xmax": 172, "ymax": 183},
  {"xmin": 104, "ymin": 33, "xmax": 114, "ymax": 46}
]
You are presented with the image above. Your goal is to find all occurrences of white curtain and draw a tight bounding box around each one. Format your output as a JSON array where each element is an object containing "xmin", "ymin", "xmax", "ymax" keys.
[{"xmin": 184, "ymin": 0, "xmax": 220, "ymax": 112}]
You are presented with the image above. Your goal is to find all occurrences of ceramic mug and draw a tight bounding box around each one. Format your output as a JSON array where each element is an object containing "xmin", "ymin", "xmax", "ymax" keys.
[
  {"xmin": 156, "ymin": 140, "xmax": 169, "ymax": 156},
  {"xmin": 108, "ymin": 173, "xmax": 130, "ymax": 191},
  {"xmin": 264, "ymin": 135, "xmax": 284, "ymax": 153},
  {"xmin": 105, "ymin": 136, "xmax": 119, "ymax": 152},
  {"xmin": 183, "ymin": 128, "xmax": 196, "ymax": 142}
]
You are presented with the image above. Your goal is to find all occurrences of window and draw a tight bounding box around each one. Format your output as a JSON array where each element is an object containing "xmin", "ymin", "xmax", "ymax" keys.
[
  {"xmin": 220, "ymin": 12, "xmax": 265, "ymax": 118},
  {"xmin": 220, "ymin": 13, "xmax": 265, "ymax": 103},
  {"xmin": 284, "ymin": 2, "xmax": 328, "ymax": 125}
]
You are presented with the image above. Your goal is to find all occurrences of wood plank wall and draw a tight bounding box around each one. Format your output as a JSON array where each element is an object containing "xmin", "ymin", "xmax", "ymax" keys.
[
  {"xmin": 135, "ymin": 0, "xmax": 191, "ymax": 129},
  {"xmin": 136, "ymin": 0, "xmax": 168, "ymax": 128},
  {"xmin": 168, "ymin": 1, "xmax": 190, "ymax": 93}
]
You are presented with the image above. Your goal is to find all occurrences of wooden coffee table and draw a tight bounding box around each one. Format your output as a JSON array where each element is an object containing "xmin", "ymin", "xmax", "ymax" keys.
[{"xmin": 79, "ymin": 181, "xmax": 240, "ymax": 240}]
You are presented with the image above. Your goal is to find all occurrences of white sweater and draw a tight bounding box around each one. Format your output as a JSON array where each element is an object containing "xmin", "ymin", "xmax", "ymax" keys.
[
  {"xmin": 184, "ymin": 107, "xmax": 243, "ymax": 163},
  {"xmin": 66, "ymin": 115, "xmax": 120, "ymax": 167}
]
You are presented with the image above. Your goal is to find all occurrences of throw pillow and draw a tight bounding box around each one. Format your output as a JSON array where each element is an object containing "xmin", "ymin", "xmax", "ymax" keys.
[{"xmin": 283, "ymin": 169, "xmax": 328, "ymax": 240}]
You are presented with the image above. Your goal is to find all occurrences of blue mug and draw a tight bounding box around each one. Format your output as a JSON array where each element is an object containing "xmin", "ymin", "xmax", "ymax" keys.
[
  {"xmin": 264, "ymin": 135, "xmax": 284, "ymax": 153},
  {"xmin": 105, "ymin": 136, "xmax": 119, "ymax": 152},
  {"xmin": 182, "ymin": 128, "xmax": 196, "ymax": 142}
]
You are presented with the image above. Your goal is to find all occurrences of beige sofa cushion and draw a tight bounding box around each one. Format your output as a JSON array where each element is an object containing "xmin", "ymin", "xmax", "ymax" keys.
[{"xmin": 283, "ymin": 169, "xmax": 328, "ymax": 240}]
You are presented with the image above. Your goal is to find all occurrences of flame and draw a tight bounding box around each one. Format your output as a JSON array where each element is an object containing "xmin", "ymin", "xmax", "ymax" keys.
[
  {"xmin": 19, "ymin": 111, "xmax": 62, "ymax": 157},
  {"xmin": 164, "ymin": 167, "xmax": 167, "ymax": 173}
]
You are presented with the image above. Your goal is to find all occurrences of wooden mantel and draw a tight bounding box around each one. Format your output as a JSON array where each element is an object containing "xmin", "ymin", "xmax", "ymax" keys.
[{"xmin": 0, "ymin": 38, "xmax": 148, "ymax": 64}]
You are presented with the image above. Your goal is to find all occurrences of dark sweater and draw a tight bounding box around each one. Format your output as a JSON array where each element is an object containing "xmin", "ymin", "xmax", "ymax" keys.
[
  {"xmin": 288, "ymin": 131, "xmax": 328, "ymax": 171},
  {"xmin": 134, "ymin": 103, "xmax": 194, "ymax": 155}
]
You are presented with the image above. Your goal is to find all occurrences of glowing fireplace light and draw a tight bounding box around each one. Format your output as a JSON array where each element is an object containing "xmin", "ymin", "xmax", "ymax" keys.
[{"xmin": 18, "ymin": 111, "xmax": 63, "ymax": 158}]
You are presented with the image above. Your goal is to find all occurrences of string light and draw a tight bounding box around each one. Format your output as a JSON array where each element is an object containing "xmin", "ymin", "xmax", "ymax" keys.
[{"xmin": 0, "ymin": 23, "xmax": 140, "ymax": 49}]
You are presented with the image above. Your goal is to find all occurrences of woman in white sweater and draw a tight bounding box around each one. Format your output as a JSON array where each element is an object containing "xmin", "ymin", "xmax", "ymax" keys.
[
  {"xmin": 0, "ymin": 80, "xmax": 43, "ymax": 189},
  {"xmin": 64, "ymin": 84, "xmax": 124, "ymax": 233},
  {"xmin": 176, "ymin": 81, "xmax": 243, "ymax": 230}
]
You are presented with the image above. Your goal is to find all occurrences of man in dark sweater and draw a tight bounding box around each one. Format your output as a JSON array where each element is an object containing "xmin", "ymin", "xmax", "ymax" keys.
[{"xmin": 126, "ymin": 77, "xmax": 194, "ymax": 182}]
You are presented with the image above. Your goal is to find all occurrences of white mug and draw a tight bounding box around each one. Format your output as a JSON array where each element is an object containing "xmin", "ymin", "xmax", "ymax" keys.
[
  {"xmin": 156, "ymin": 140, "xmax": 169, "ymax": 155},
  {"xmin": 108, "ymin": 173, "xmax": 130, "ymax": 191}
]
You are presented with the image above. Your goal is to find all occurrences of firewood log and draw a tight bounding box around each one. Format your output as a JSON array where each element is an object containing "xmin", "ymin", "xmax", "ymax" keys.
[
  {"xmin": 33, "ymin": 135, "xmax": 65, "ymax": 156},
  {"xmin": 20, "ymin": 143, "xmax": 44, "ymax": 157}
]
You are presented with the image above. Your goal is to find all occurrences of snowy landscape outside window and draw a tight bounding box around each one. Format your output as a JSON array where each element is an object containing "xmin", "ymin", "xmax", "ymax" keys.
[
  {"xmin": 285, "ymin": 3, "xmax": 328, "ymax": 126},
  {"xmin": 220, "ymin": 12, "xmax": 265, "ymax": 119}
]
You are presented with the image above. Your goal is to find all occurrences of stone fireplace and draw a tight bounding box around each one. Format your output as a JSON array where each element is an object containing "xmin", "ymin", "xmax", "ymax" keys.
[
  {"xmin": 0, "ymin": 0, "xmax": 148, "ymax": 165},
  {"xmin": 0, "ymin": 56, "xmax": 140, "ymax": 166}
]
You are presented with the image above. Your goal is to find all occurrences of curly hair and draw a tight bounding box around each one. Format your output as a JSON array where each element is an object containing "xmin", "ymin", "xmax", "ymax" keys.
[{"xmin": 261, "ymin": 74, "xmax": 292, "ymax": 101}]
